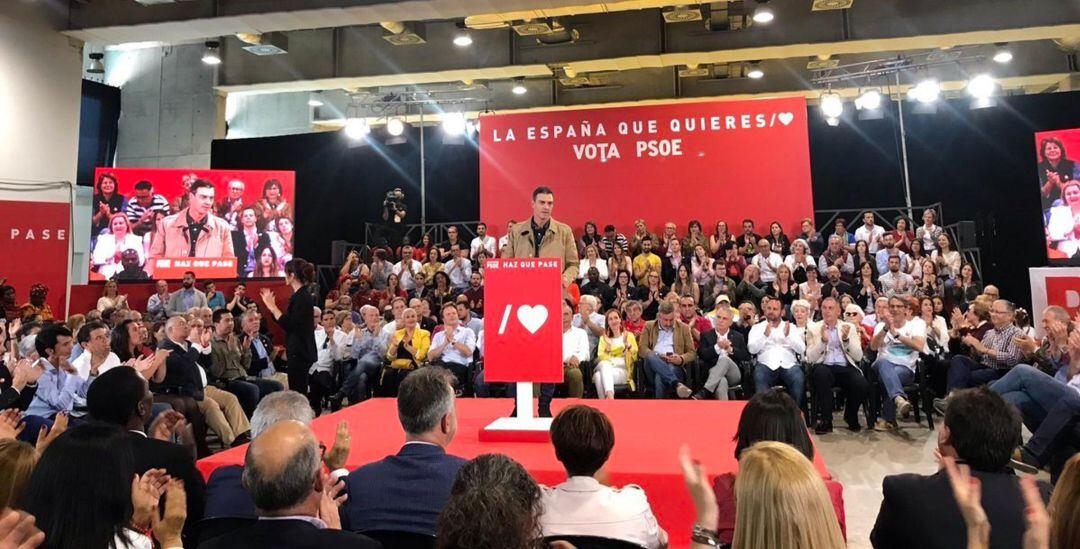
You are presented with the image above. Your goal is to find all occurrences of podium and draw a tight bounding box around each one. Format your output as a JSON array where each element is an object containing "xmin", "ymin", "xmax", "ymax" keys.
[{"xmin": 477, "ymin": 258, "xmax": 563, "ymax": 442}]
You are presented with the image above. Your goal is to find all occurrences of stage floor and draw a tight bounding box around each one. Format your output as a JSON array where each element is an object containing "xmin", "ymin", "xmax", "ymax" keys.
[{"xmin": 197, "ymin": 398, "xmax": 830, "ymax": 546}]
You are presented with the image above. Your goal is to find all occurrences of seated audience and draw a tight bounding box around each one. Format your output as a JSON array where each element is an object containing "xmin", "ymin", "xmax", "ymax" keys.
[
  {"xmin": 870, "ymin": 297, "xmax": 925, "ymax": 431},
  {"xmin": 807, "ymin": 297, "xmax": 867, "ymax": 433},
  {"xmin": 308, "ymin": 309, "xmax": 348, "ymax": 414},
  {"xmin": 879, "ymin": 256, "xmax": 915, "ymax": 297},
  {"xmin": 540, "ymin": 405, "xmax": 667, "ymax": 548},
  {"xmin": 209, "ymin": 309, "xmax": 283, "ymax": 417},
  {"xmin": 572, "ymin": 295, "xmax": 606, "ymax": 353},
  {"xmin": 437, "ymin": 454, "xmax": 543, "ymax": 549},
  {"xmin": 634, "ymin": 271, "xmax": 666, "ymax": 320},
  {"xmin": 750, "ymin": 238, "xmax": 782, "ymax": 284},
  {"xmin": 428, "ymin": 302, "xmax": 477, "ymax": 396},
  {"xmin": 694, "ymin": 306, "xmax": 749, "ymax": 400},
  {"xmin": 382, "ymin": 307, "xmax": 431, "ymax": 395},
  {"xmin": 748, "ymin": 296, "xmax": 806, "ymax": 407},
  {"xmin": 871, "ymin": 387, "xmax": 1052, "ymax": 549},
  {"xmin": 632, "ymin": 236, "xmax": 662, "ymax": 286},
  {"xmin": 155, "ymin": 316, "xmax": 212, "ymax": 457},
  {"xmin": 201, "ymin": 420, "xmax": 378, "ymax": 549},
  {"xmin": 344, "ymin": 367, "xmax": 465, "ymax": 536},
  {"xmin": 594, "ymin": 308, "xmax": 637, "ymax": 399},
  {"xmin": 166, "ymin": 271, "xmax": 208, "ymax": 318},
  {"xmin": 580, "ymin": 267, "xmax": 613, "ymax": 310},
  {"xmin": 25, "ymin": 325, "xmax": 88, "ymax": 420},
  {"xmin": 818, "ymin": 235, "xmax": 854, "ymax": 279},
  {"xmin": 638, "ymin": 301, "xmax": 695, "ymax": 399},
  {"xmin": 938, "ymin": 299, "xmax": 1022, "ymax": 412}
]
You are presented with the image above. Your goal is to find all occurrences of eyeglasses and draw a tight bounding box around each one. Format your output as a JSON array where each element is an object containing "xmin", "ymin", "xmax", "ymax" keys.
[{"xmin": 844, "ymin": 312, "xmax": 858, "ymax": 316}]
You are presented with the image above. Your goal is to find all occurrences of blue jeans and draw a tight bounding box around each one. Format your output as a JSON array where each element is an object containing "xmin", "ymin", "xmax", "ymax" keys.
[
  {"xmin": 341, "ymin": 354, "xmax": 383, "ymax": 402},
  {"xmin": 990, "ymin": 364, "xmax": 1080, "ymax": 429},
  {"xmin": 642, "ymin": 354, "xmax": 686, "ymax": 399},
  {"xmin": 752, "ymin": 363, "xmax": 805, "ymax": 407},
  {"xmin": 227, "ymin": 378, "xmax": 284, "ymax": 418},
  {"xmin": 1022, "ymin": 397, "xmax": 1080, "ymax": 471},
  {"xmin": 873, "ymin": 358, "xmax": 914, "ymax": 421},
  {"xmin": 947, "ymin": 355, "xmax": 1005, "ymax": 393}
]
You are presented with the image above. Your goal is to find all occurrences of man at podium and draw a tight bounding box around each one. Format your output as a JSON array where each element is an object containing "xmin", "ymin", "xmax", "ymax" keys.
[{"xmin": 503, "ymin": 186, "xmax": 580, "ymax": 416}]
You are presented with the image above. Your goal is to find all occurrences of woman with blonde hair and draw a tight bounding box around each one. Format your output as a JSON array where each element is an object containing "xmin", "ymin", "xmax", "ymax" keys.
[
  {"xmin": 0, "ymin": 439, "xmax": 36, "ymax": 507},
  {"xmin": 733, "ymin": 442, "xmax": 844, "ymax": 549},
  {"xmin": 593, "ymin": 309, "xmax": 638, "ymax": 399}
]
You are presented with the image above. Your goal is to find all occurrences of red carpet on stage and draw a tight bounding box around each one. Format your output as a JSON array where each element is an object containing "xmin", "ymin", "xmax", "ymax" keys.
[{"xmin": 197, "ymin": 399, "xmax": 831, "ymax": 546}]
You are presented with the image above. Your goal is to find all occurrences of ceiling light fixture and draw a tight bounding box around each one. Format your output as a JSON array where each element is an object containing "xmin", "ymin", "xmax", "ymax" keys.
[
  {"xmin": 854, "ymin": 89, "xmax": 882, "ymax": 111},
  {"xmin": 442, "ymin": 112, "xmax": 467, "ymax": 136},
  {"xmin": 820, "ymin": 92, "xmax": 844, "ymax": 119},
  {"xmin": 908, "ymin": 79, "xmax": 940, "ymax": 103},
  {"xmin": 343, "ymin": 117, "xmax": 370, "ymax": 140},
  {"xmin": 512, "ymin": 78, "xmax": 527, "ymax": 95},
  {"xmin": 87, "ymin": 52, "xmax": 105, "ymax": 74},
  {"xmin": 752, "ymin": 1, "xmax": 775, "ymax": 23},
  {"xmin": 992, "ymin": 43, "xmax": 1013, "ymax": 64},
  {"xmin": 387, "ymin": 117, "xmax": 406, "ymax": 136},
  {"xmin": 453, "ymin": 33, "xmax": 473, "ymax": 47},
  {"xmin": 746, "ymin": 62, "xmax": 764, "ymax": 79},
  {"xmin": 966, "ymin": 74, "xmax": 996, "ymax": 99},
  {"xmin": 201, "ymin": 40, "xmax": 222, "ymax": 65}
]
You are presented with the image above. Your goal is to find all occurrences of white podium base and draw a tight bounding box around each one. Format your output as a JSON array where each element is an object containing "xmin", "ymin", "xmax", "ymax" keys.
[{"xmin": 478, "ymin": 382, "xmax": 554, "ymax": 443}]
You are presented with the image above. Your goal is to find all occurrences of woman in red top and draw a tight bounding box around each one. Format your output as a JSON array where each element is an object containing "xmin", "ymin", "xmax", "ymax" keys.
[
  {"xmin": 888, "ymin": 216, "xmax": 916, "ymax": 254},
  {"xmin": 712, "ymin": 389, "xmax": 847, "ymax": 545},
  {"xmin": 381, "ymin": 273, "xmax": 409, "ymax": 311}
]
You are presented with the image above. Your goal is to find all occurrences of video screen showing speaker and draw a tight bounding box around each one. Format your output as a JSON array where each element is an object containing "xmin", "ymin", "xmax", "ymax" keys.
[
  {"xmin": 90, "ymin": 168, "xmax": 296, "ymax": 281},
  {"xmin": 1038, "ymin": 128, "xmax": 1080, "ymax": 265}
]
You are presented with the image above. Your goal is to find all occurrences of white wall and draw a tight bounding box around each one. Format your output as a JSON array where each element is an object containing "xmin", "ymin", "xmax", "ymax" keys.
[{"xmin": 0, "ymin": 1, "xmax": 82, "ymax": 184}]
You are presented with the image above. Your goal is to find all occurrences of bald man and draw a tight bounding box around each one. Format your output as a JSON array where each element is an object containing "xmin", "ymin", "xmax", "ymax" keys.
[{"xmin": 201, "ymin": 421, "xmax": 379, "ymax": 549}]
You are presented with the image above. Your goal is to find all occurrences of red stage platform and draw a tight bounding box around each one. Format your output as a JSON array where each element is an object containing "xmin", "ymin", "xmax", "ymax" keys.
[{"xmin": 197, "ymin": 398, "xmax": 830, "ymax": 546}]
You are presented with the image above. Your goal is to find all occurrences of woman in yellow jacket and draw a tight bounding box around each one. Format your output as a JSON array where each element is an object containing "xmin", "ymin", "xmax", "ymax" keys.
[
  {"xmin": 383, "ymin": 308, "xmax": 431, "ymax": 393},
  {"xmin": 593, "ymin": 309, "xmax": 638, "ymax": 399}
]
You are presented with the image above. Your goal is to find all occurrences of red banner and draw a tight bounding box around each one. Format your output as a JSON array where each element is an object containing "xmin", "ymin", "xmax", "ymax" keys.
[
  {"xmin": 0, "ymin": 200, "xmax": 70, "ymax": 320},
  {"xmin": 482, "ymin": 258, "xmax": 564, "ymax": 383},
  {"xmin": 90, "ymin": 168, "xmax": 296, "ymax": 281},
  {"xmin": 479, "ymin": 97, "xmax": 813, "ymax": 237}
]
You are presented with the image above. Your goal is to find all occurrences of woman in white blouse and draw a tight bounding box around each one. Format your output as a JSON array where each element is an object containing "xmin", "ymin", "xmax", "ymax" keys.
[
  {"xmin": 917, "ymin": 297, "xmax": 949, "ymax": 353},
  {"xmin": 93, "ymin": 214, "xmax": 145, "ymax": 279},
  {"xmin": 691, "ymin": 244, "xmax": 714, "ymax": 286},
  {"xmin": 96, "ymin": 280, "xmax": 129, "ymax": 312},
  {"xmin": 930, "ymin": 233, "xmax": 961, "ymax": 281},
  {"xmin": 784, "ymin": 239, "xmax": 817, "ymax": 284},
  {"xmin": 579, "ymin": 245, "xmax": 609, "ymax": 282},
  {"xmin": 607, "ymin": 243, "xmax": 633, "ymax": 280}
]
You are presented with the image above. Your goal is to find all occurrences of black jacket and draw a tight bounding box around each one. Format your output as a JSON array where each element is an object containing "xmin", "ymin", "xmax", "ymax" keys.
[
  {"xmin": 129, "ymin": 432, "xmax": 207, "ymax": 540},
  {"xmin": 155, "ymin": 339, "xmax": 204, "ymax": 400},
  {"xmin": 279, "ymin": 289, "xmax": 317, "ymax": 371},
  {"xmin": 871, "ymin": 468, "xmax": 1051, "ymax": 549},
  {"xmin": 661, "ymin": 255, "xmax": 690, "ymax": 287},
  {"xmin": 697, "ymin": 329, "xmax": 750, "ymax": 366},
  {"xmin": 0, "ymin": 360, "xmax": 36, "ymax": 411},
  {"xmin": 199, "ymin": 517, "xmax": 380, "ymax": 549}
]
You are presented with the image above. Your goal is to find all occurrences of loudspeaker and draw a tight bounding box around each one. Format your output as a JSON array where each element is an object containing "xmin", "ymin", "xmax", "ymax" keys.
[
  {"xmin": 955, "ymin": 221, "xmax": 977, "ymax": 249},
  {"xmin": 331, "ymin": 240, "xmax": 350, "ymax": 266}
]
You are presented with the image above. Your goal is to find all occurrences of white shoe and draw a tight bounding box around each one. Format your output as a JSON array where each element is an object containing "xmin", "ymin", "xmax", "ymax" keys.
[{"xmin": 895, "ymin": 396, "xmax": 913, "ymax": 419}]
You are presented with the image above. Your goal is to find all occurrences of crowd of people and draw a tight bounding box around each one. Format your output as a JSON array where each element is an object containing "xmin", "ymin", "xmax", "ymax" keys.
[
  {"xmin": 90, "ymin": 172, "xmax": 296, "ymax": 279},
  {"xmin": 0, "ymin": 185, "xmax": 1078, "ymax": 547}
]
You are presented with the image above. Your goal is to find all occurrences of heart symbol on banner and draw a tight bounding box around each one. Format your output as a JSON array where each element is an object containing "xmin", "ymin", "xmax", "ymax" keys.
[
  {"xmin": 516, "ymin": 305, "xmax": 549, "ymax": 335},
  {"xmin": 778, "ymin": 112, "xmax": 794, "ymax": 126}
]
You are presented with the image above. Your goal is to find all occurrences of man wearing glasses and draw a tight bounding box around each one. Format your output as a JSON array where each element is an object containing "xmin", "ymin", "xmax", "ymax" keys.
[
  {"xmin": 870, "ymin": 297, "xmax": 927, "ymax": 431},
  {"xmin": 935, "ymin": 299, "xmax": 1023, "ymax": 414}
]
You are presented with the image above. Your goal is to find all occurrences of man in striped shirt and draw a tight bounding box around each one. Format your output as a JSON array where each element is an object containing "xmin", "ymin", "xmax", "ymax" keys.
[
  {"xmin": 940, "ymin": 299, "xmax": 1023, "ymax": 405},
  {"xmin": 125, "ymin": 180, "xmax": 170, "ymax": 236}
]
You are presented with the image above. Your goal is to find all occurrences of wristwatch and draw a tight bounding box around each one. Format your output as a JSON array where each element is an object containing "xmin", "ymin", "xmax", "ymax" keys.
[{"xmin": 691, "ymin": 524, "xmax": 720, "ymax": 546}]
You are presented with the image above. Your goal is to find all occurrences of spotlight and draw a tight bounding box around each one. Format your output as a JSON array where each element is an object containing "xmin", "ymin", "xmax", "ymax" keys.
[
  {"xmin": 992, "ymin": 44, "xmax": 1013, "ymax": 64},
  {"xmin": 201, "ymin": 41, "xmax": 222, "ymax": 65},
  {"xmin": 751, "ymin": 1, "xmax": 775, "ymax": 23},
  {"xmin": 854, "ymin": 89, "xmax": 882, "ymax": 111},
  {"xmin": 343, "ymin": 117, "xmax": 370, "ymax": 139},
  {"xmin": 87, "ymin": 52, "xmax": 105, "ymax": 74},
  {"xmin": 746, "ymin": 62, "xmax": 764, "ymax": 79},
  {"xmin": 387, "ymin": 117, "xmax": 405, "ymax": 136},
  {"xmin": 825, "ymin": 116, "xmax": 840, "ymax": 127},
  {"xmin": 453, "ymin": 33, "xmax": 473, "ymax": 47},
  {"xmin": 966, "ymin": 74, "xmax": 996, "ymax": 99},
  {"xmin": 511, "ymin": 78, "xmax": 527, "ymax": 95},
  {"xmin": 307, "ymin": 92, "xmax": 325, "ymax": 107},
  {"xmin": 442, "ymin": 112, "xmax": 466, "ymax": 136},
  {"xmin": 820, "ymin": 92, "xmax": 843, "ymax": 119},
  {"xmin": 908, "ymin": 79, "xmax": 940, "ymax": 103}
]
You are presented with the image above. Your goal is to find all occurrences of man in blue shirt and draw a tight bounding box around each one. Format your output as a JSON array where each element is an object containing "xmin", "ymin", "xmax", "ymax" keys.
[{"xmin": 27, "ymin": 324, "xmax": 93, "ymax": 419}]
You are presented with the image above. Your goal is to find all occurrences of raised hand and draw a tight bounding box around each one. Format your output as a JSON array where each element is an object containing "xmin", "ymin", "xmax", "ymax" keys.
[
  {"xmin": 0, "ymin": 410, "xmax": 24, "ymax": 441},
  {"xmin": 318, "ymin": 474, "xmax": 347, "ymax": 530},
  {"xmin": 678, "ymin": 445, "xmax": 719, "ymax": 530},
  {"xmin": 0, "ymin": 508, "xmax": 45, "ymax": 549},
  {"xmin": 131, "ymin": 469, "xmax": 170, "ymax": 529},
  {"xmin": 35, "ymin": 412, "xmax": 67, "ymax": 458},
  {"xmin": 151, "ymin": 480, "xmax": 187, "ymax": 549},
  {"xmin": 1019, "ymin": 477, "xmax": 1049, "ymax": 549},
  {"xmin": 259, "ymin": 288, "xmax": 276, "ymax": 307},
  {"xmin": 149, "ymin": 410, "xmax": 185, "ymax": 442},
  {"xmin": 323, "ymin": 421, "xmax": 352, "ymax": 471},
  {"xmin": 943, "ymin": 456, "xmax": 990, "ymax": 549}
]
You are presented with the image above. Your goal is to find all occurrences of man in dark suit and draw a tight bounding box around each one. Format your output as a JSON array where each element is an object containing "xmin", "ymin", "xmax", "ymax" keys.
[
  {"xmin": 86, "ymin": 366, "xmax": 207, "ymax": 543},
  {"xmin": 870, "ymin": 387, "xmax": 1052, "ymax": 549},
  {"xmin": 201, "ymin": 421, "xmax": 379, "ymax": 549},
  {"xmin": 343, "ymin": 367, "xmax": 466, "ymax": 536},
  {"xmin": 693, "ymin": 306, "xmax": 750, "ymax": 400},
  {"xmin": 231, "ymin": 207, "xmax": 272, "ymax": 277}
]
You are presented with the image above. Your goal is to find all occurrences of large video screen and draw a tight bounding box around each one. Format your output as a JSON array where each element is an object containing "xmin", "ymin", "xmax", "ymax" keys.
[
  {"xmin": 90, "ymin": 168, "xmax": 296, "ymax": 281},
  {"xmin": 1038, "ymin": 129, "xmax": 1080, "ymax": 265}
]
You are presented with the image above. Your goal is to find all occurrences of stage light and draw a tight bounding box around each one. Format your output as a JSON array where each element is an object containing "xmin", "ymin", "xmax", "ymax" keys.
[
  {"xmin": 820, "ymin": 92, "xmax": 843, "ymax": 119},
  {"xmin": 387, "ymin": 117, "xmax": 405, "ymax": 136},
  {"xmin": 201, "ymin": 41, "xmax": 222, "ymax": 65},
  {"xmin": 908, "ymin": 79, "xmax": 940, "ymax": 103},
  {"xmin": 87, "ymin": 52, "xmax": 105, "ymax": 74},
  {"xmin": 746, "ymin": 62, "xmax": 764, "ymax": 79},
  {"xmin": 512, "ymin": 78, "xmax": 527, "ymax": 95},
  {"xmin": 307, "ymin": 92, "xmax": 325, "ymax": 107},
  {"xmin": 752, "ymin": 1, "xmax": 774, "ymax": 23},
  {"xmin": 992, "ymin": 44, "xmax": 1013, "ymax": 64},
  {"xmin": 825, "ymin": 116, "xmax": 840, "ymax": 127},
  {"xmin": 854, "ymin": 89, "xmax": 882, "ymax": 111},
  {"xmin": 343, "ymin": 117, "xmax": 370, "ymax": 139},
  {"xmin": 966, "ymin": 74, "xmax": 996, "ymax": 99},
  {"xmin": 442, "ymin": 112, "xmax": 467, "ymax": 136},
  {"xmin": 453, "ymin": 33, "xmax": 473, "ymax": 47}
]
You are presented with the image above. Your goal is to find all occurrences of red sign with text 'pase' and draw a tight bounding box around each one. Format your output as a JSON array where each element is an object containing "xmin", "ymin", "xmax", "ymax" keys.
[{"xmin": 482, "ymin": 258, "xmax": 564, "ymax": 383}]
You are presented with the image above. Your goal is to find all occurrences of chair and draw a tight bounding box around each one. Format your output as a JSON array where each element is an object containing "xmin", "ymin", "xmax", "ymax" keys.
[
  {"xmin": 362, "ymin": 530, "xmax": 437, "ymax": 549},
  {"xmin": 543, "ymin": 535, "xmax": 646, "ymax": 548},
  {"xmin": 580, "ymin": 360, "xmax": 635, "ymax": 399},
  {"xmin": 866, "ymin": 356, "xmax": 934, "ymax": 429},
  {"xmin": 805, "ymin": 361, "xmax": 872, "ymax": 427},
  {"xmin": 193, "ymin": 517, "xmax": 257, "ymax": 546}
]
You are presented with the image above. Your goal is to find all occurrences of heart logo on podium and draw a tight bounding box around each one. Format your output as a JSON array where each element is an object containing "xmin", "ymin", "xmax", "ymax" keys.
[
  {"xmin": 516, "ymin": 305, "xmax": 549, "ymax": 334},
  {"xmin": 778, "ymin": 112, "xmax": 794, "ymax": 126}
]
